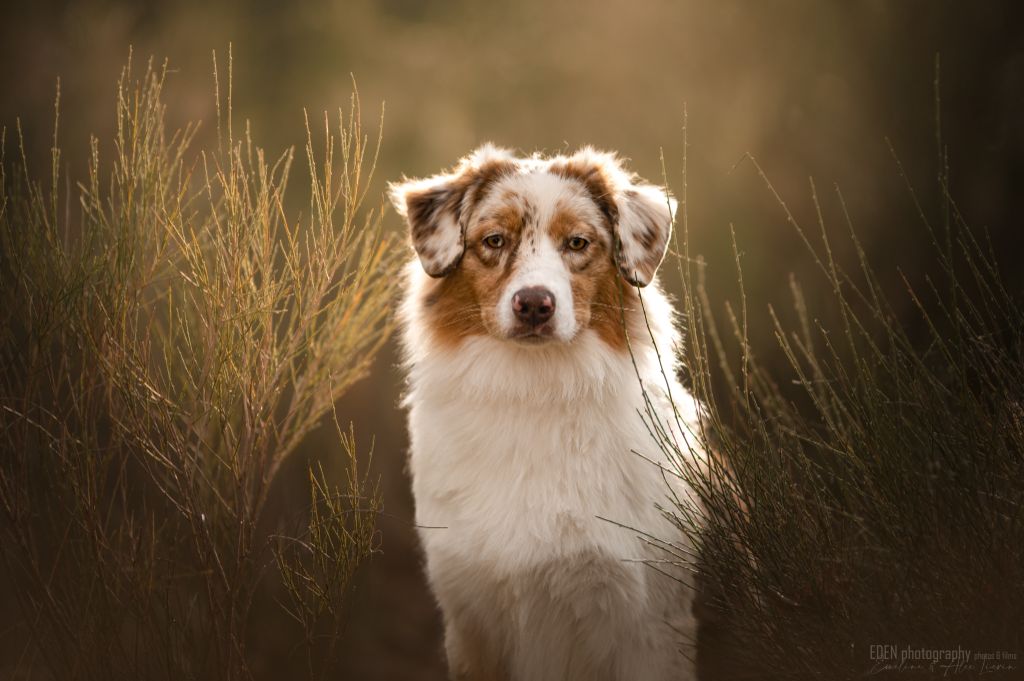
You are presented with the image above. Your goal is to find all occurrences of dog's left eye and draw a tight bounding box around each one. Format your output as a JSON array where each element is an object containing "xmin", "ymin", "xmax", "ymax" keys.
[
  {"xmin": 566, "ymin": 236, "xmax": 589, "ymax": 252},
  {"xmin": 483, "ymin": 234, "xmax": 505, "ymax": 249}
]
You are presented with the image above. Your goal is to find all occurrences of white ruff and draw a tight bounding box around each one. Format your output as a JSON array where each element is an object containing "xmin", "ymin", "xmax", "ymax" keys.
[{"xmin": 401, "ymin": 264, "xmax": 704, "ymax": 681}]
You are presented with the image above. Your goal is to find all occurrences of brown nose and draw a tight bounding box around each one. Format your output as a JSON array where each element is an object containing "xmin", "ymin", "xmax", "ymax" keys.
[{"xmin": 512, "ymin": 287, "xmax": 556, "ymax": 326}]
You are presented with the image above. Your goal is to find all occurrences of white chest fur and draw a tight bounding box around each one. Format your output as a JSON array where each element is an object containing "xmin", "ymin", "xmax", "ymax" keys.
[
  {"xmin": 402, "ymin": 311, "xmax": 702, "ymax": 680},
  {"xmin": 408, "ymin": 338, "xmax": 679, "ymax": 568}
]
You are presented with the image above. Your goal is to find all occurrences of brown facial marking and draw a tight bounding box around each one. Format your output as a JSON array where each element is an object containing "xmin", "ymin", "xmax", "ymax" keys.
[
  {"xmin": 586, "ymin": 265, "xmax": 640, "ymax": 351},
  {"xmin": 470, "ymin": 159, "xmax": 519, "ymax": 201},
  {"xmin": 545, "ymin": 205, "xmax": 635, "ymax": 351},
  {"xmin": 551, "ymin": 161, "xmax": 669, "ymax": 289},
  {"xmin": 546, "ymin": 207, "xmax": 609, "ymax": 256},
  {"xmin": 420, "ymin": 173, "xmax": 649, "ymax": 353},
  {"xmin": 404, "ymin": 158, "xmax": 519, "ymax": 275},
  {"xmin": 421, "ymin": 198, "xmax": 527, "ymax": 347},
  {"xmin": 550, "ymin": 161, "xmax": 619, "ymax": 227}
]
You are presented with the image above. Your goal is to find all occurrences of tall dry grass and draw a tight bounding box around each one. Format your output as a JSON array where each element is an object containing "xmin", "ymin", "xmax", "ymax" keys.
[
  {"xmin": 645, "ymin": 103, "xmax": 1023, "ymax": 678},
  {"xmin": 0, "ymin": 52, "xmax": 403, "ymax": 680}
]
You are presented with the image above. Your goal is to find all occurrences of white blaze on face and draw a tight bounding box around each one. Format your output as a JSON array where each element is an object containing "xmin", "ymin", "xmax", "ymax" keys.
[
  {"xmin": 494, "ymin": 173, "xmax": 581, "ymax": 342},
  {"xmin": 497, "ymin": 232, "xmax": 577, "ymax": 341}
]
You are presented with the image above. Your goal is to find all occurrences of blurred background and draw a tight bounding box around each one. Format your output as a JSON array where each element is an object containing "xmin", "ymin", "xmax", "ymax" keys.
[{"xmin": 2, "ymin": 1, "xmax": 1022, "ymax": 678}]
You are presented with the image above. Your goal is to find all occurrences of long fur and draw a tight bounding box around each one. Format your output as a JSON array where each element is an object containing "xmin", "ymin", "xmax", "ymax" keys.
[{"xmin": 394, "ymin": 146, "xmax": 704, "ymax": 681}]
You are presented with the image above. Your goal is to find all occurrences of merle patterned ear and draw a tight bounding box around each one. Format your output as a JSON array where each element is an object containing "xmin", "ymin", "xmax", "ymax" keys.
[
  {"xmin": 554, "ymin": 147, "xmax": 676, "ymax": 287},
  {"xmin": 614, "ymin": 184, "xmax": 676, "ymax": 287},
  {"xmin": 389, "ymin": 145, "xmax": 518, "ymax": 278},
  {"xmin": 390, "ymin": 177, "xmax": 466, "ymax": 277}
]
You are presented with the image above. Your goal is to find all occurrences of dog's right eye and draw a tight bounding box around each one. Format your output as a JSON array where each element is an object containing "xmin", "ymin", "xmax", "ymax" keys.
[{"xmin": 483, "ymin": 234, "xmax": 505, "ymax": 249}]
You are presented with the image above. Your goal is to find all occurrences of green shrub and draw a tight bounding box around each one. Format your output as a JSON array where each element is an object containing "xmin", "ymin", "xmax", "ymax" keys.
[
  {"xmin": 649, "ymin": 115, "xmax": 1024, "ymax": 679},
  {"xmin": 0, "ymin": 53, "xmax": 402, "ymax": 680}
]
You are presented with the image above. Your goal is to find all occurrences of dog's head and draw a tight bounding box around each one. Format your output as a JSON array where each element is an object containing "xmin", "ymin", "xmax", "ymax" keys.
[{"xmin": 391, "ymin": 145, "xmax": 675, "ymax": 348}]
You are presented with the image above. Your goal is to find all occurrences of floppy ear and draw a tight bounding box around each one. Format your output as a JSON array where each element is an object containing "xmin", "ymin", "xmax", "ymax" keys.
[
  {"xmin": 614, "ymin": 183, "xmax": 676, "ymax": 287},
  {"xmin": 389, "ymin": 174, "xmax": 466, "ymax": 277},
  {"xmin": 389, "ymin": 144, "xmax": 517, "ymax": 277},
  {"xmin": 554, "ymin": 147, "xmax": 675, "ymax": 287}
]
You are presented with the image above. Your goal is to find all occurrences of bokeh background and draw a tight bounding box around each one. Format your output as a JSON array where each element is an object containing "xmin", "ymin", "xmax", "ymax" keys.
[{"xmin": 3, "ymin": 1, "xmax": 1022, "ymax": 678}]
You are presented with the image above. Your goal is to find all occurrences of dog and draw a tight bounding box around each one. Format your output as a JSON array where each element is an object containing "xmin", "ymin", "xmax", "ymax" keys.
[{"xmin": 391, "ymin": 145, "xmax": 705, "ymax": 681}]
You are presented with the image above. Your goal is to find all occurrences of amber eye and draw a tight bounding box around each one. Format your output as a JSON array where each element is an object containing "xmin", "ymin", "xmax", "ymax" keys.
[
  {"xmin": 483, "ymin": 234, "xmax": 505, "ymax": 249},
  {"xmin": 566, "ymin": 236, "xmax": 590, "ymax": 252}
]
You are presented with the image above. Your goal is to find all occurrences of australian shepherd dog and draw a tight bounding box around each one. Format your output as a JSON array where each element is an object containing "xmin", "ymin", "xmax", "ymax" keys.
[{"xmin": 390, "ymin": 145, "xmax": 704, "ymax": 681}]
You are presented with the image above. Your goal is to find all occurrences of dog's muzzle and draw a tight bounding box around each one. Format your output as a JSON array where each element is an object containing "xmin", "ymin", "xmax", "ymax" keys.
[{"xmin": 510, "ymin": 286, "xmax": 556, "ymax": 340}]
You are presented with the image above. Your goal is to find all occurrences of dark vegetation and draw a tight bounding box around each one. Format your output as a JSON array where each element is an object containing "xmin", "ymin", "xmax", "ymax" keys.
[
  {"xmin": 0, "ymin": 55, "xmax": 403, "ymax": 679},
  {"xmin": 654, "ymin": 100, "xmax": 1024, "ymax": 679}
]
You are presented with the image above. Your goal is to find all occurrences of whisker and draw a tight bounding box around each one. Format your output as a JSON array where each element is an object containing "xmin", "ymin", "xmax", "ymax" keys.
[{"xmin": 590, "ymin": 302, "xmax": 638, "ymax": 312}]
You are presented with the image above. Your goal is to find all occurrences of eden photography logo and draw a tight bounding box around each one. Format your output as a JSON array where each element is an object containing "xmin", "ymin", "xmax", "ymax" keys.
[{"xmin": 868, "ymin": 644, "xmax": 1019, "ymax": 676}]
